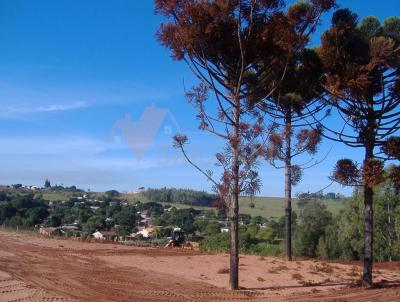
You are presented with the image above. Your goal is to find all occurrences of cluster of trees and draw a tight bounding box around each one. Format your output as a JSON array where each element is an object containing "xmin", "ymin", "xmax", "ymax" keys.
[
  {"xmin": 295, "ymin": 178, "xmax": 400, "ymax": 262},
  {"xmin": 0, "ymin": 191, "xmax": 138, "ymax": 236},
  {"xmin": 317, "ymin": 180, "xmax": 400, "ymax": 262},
  {"xmin": 43, "ymin": 179, "xmax": 85, "ymax": 192},
  {"xmin": 0, "ymin": 192, "xmax": 49, "ymax": 228},
  {"xmin": 48, "ymin": 185, "xmax": 82, "ymax": 192},
  {"xmin": 296, "ymin": 191, "xmax": 346, "ymax": 201},
  {"xmin": 44, "ymin": 201, "xmax": 139, "ymax": 236},
  {"xmin": 154, "ymin": 207, "xmax": 199, "ymax": 234},
  {"xmin": 142, "ymin": 188, "xmax": 216, "ymax": 207},
  {"xmin": 201, "ymin": 178, "xmax": 400, "ymax": 263},
  {"xmin": 155, "ymin": 0, "xmax": 400, "ymax": 288}
]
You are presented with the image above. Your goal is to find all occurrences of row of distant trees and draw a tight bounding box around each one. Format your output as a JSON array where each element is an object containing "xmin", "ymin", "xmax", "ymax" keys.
[
  {"xmin": 143, "ymin": 187, "xmax": 216, "ymax": 207},
  {"xmin": 155, "ymin": 0, "xmax": 400, "ymax": 289},
  {"xmin": 296, "ymin": 191, "xmax": 346, "ymax": 201},
  {"xmin": 10, "ymin": 179, "xmax": 82, "ymax": 192}
]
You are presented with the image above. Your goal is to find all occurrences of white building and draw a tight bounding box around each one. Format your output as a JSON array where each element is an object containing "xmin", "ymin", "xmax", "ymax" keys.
[
  {"xmin": 136, "ymin": 227, "xmax": 154, "ymax": 238},
  {"xmin": 92, "ymin": 231, "xmax": 104, "ymax": 240}
]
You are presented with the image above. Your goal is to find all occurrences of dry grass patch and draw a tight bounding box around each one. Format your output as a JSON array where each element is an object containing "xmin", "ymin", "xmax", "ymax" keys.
[
  {"xmin": 349, "ymin": 278, "xmax": 363, "ymax": 287},
  {"xmin": 299, "ymin": 280, "xmax": 315, "ymax": 286},
  {"xmin": 347, "ymin": 266, "xmax": 360, "ymax": 277},
  {"xmin": 268, "ymin": 265, "xmax": 289, "ymax": 274},
  {"xmin": 310, "ymin": 263, "xmax": 334, "ymax": 274},
  {"xmin": 291, "ymin": 273, "xmax": 304, "ymax": 281},
  {"xmin": 217, "ymin": 267, "xmax": 230, "ymax": 274}
]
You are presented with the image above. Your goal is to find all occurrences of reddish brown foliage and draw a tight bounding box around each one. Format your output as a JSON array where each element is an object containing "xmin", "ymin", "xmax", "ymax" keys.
[
  {"xmin": 212, "ymin": 196, "xmax": 228, "ymax": 215},
  {"xmin": 290, "ymin": 165, "xmax": 303, "ymax": 186},
  {"xmin": 252, "ymin": 123, "xmax": 264, "ymax": 137},
  {"xmin": 319, "ymin": 9, "xmax": 400, "ymax": 148},
  {"xmin": 388, "ymin": 165, "xmax": 400, "ymax": 192},
  {"xmin": 156, "ymin": 0, "xmax": 290, "ymax": 72},
  {"xmin": 172, "ymin": 134, "xmax": 188, "ymax": 147},
  {"xmin": 332, "ymin": 159, "xmax": 360, "ymax": 186},
  {"xmin": 265, "ymin": 132, "xmax": 282, "ymax": 159},
  {"xmin": 296, "ymin": 128, "xmax": 322, "ymax": 154},
  {"xmin": 362, "ymin": 159, "xmax": 384, "ymax": 188},
  {"xmin": 383, "ymin": 136, "xmax": 400, "ymax": 160}
]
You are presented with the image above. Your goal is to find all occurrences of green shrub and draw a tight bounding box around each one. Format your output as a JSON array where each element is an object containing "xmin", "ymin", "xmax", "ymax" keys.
[
  {"xmin": 250, "ymin": 242, "xmax": 284, "ymax": 256},
  {"xmin": 200, "ymin": 230, "xmax": 284, "ymax": 256},
  {"xmin": 200, "ymin": 233, "xmax": 229, "ymax": 252}
]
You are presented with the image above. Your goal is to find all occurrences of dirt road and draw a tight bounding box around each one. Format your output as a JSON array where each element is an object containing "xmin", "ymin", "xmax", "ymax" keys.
[{"xmin": 0, "ymin": 231, "xmax": 399, "ymax": 301}]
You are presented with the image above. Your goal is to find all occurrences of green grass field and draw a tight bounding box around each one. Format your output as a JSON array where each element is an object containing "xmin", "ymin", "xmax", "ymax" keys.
[
  {"xmin": 150, "ymin": 198, "xmax": 346, "ymax": 220},
  {"xmin": 239, "ymin": 196, "xmax": 347, "ymax": 219},
  {"xmin": 40, "ymin": 191, "xmax": 105, "ymax": 202},
  {"xmin": 123, "ymin": 193, "xmax": 149, "ymax": 204},
  {"xmin": 39, "ymin": 192, "xmax": 74, "ymax": 201}
]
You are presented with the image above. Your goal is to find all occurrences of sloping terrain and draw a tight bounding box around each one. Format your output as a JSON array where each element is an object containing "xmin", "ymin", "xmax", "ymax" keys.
[{"xmin": 0, "ymin": 231, "xmax": 399, "ymax": 302}]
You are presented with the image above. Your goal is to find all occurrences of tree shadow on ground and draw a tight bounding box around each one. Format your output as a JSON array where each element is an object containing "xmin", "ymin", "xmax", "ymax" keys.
[{"xmin": 241, "ymin": 279, "xmax": 400, "ymax": 291}]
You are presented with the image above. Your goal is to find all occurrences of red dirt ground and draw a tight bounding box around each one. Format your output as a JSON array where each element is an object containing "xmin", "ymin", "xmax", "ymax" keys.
[{"xmin": 0, "ymin": 230, "xmax": 399, "ymax": 301}]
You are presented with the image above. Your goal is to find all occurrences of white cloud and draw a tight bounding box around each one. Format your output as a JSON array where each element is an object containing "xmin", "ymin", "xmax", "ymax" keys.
[{"xmin": 5, "ymin": 101, "xmax": 87, "ymax": 115}]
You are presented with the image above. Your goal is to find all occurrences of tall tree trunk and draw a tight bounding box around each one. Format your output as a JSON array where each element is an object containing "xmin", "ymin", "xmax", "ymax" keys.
[
  {"xmin": 284, "ymin": 113, "xmax": 292, "ymax": 261},
  {"xmin": 362, "ymin": 143, "xmax": 374, "ymax": 287},
  {"xmin": 388, "ymin": 202, "xmax": 392, "ymax": 262},
  {"xmin": 229, "ymin": 96, "xmax": 240, "ymax": 290}
]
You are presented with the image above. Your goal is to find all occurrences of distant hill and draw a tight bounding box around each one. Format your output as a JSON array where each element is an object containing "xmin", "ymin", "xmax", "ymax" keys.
[
  {"xmin": 34, "ymin": 187, "xmax": 348, "ymax": 220},
  {"xmin": 126, "ymin": 187, "xmax": 217, "ymax": 207},
  {"xmin": 124, "ymin": 193, "xmax": 348, "ymax": 220}
]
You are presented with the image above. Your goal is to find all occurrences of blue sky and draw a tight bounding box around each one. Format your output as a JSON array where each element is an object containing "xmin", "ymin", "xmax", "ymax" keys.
[{"xmin": 0, "ymin": 0, "xmax": 398, "ymax": 196}]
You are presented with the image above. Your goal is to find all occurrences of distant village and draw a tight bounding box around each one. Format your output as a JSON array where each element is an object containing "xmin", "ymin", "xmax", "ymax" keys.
[
  {"xmin": 0, "ymin": 181, "xmax": 233, "ymax": 244},
  {"xmin": 38, "ymin": 194, "xmax": 234, "ymax": 243}
]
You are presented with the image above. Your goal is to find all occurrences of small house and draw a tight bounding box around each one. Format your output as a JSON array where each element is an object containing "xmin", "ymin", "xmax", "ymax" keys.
[
  {"xmin": 221, "ymin": 227, "xmax": 229, "ymax": 233},
  {"xmin": 136, "ymin": 227, "xmax": 154, "ymax": 238},
  {"xmin": 92, "ymin": 231, "xmax": 104, "ymax": 240},
  {"xmin": 92, "ymin": 230, "xmax": 118, "ymax": 241}
]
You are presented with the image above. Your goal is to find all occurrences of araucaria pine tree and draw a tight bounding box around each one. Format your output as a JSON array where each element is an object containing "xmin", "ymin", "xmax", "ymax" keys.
[
  {"xmin": 318, "ymin": 9, "xmax": 400, "ymax": 287},
  {"xmin": 155, "ymin": 0, "xmax": 335, "ymax": 289},
  {"xmin": 261, "ymin": 47, "xmax": 324, "ymax": 261},
  {"xmin": 155, "ymin": 0, "xmax": 289, "ymax": 289},
  {"xmin": 248, "ymin": 0, "xmax": 334, "ymax": 261}
]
